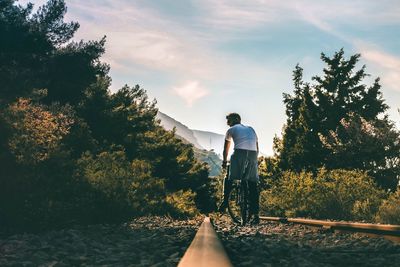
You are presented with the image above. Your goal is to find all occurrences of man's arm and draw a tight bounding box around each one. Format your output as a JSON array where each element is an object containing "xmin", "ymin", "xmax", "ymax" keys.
[
  {"xmin": 256, "ymin": 141, "xmax": 259, "ymax": 154},
  {"xmin": 222, "ymin": 139, "xmax": 230, "ymax": 168}
]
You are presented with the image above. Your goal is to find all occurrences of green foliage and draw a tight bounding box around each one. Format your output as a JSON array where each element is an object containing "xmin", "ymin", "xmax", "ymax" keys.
[
  {"xmin": 3, "ymin": 98, "xmax": 75, "ymax": 164},
  {"xmin": 319, "ymin": 113, "xmax": 400, "ymax": 189},
  {"xmin": 0, "ymin": 96, "xmax": 92, "ymax": 230},
  {"xmin": 258, "ymin": 156, "xmax": 281, "ymax": 191},
  {"xmin": 129, "ymin": 160, "xmax": 167, "ymax": 215},
  {"xmin": 166, "ymin": 190, "xmax": 199, "ymax": 218},
  {"xmin": 75, "ymin": 149, "xmax": 202, "ymax": 219},
  {"xmin": 261, "ymin": 169, "xmax": 386, "ymax": 221},
  {"xmin": 76, "ymin": 149, "xmax": 136, "ymax": 213},
  {"xmin": 277, "ymin": 49, "xmax": 400, "ymax": 190},
  {"xmin": 376, "ymin": 189, "xmax": 400, "ymax": 224},
  {"xmin": 0, "ymin": 0, "xmax": 214, "ymax": 232},
  {"xmin": 0, "ymin": 0, "xmax": 107, "ymax": 104},
  {"xmin": 137, "ymin": 127, "xmax": 215, "ymax": 213},
  {"xmin": 75, "ymin": 150, "xmax": 169, "ymax": 218},
  {"xmin": 193, "ymin": 147, "xmax": 222, "ymax": 177},
  {"xmin": 106, "ymin": 85, "xmax": 158, "ymax": 158}
]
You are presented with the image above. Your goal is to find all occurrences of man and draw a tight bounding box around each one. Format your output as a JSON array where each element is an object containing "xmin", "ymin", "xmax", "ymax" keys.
[{"xmin": 219, "ymin": 112, "xmax": 260, "ymax": 224}]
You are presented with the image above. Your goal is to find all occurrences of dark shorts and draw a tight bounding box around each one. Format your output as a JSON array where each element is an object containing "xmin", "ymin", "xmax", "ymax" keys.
[{"xmin": 229, "ymin": 149, "xmax": 259, "ymax": 182}]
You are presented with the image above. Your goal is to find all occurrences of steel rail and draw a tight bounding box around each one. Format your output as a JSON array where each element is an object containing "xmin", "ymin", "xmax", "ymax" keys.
[
  {"xmin": 178, "ymin": 217, "xmax": 233, "ymax": 267},
  {"xmin": 260, "ymin": 216, "xmax": 400, "ymax": 242}
]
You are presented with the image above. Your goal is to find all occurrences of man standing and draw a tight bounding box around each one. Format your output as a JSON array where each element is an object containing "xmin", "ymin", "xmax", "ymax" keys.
[{"xmin": 219, "ymin": 113, "xmax": 260, "ymax": 224}]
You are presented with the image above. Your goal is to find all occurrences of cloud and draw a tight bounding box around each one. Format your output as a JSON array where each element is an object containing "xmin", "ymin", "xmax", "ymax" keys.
[
  {"xmin": 196, "ymin": 0, "xmax": 400, "ymax": 36},
  {"xmin": 198, "ymin": 0, "xmax": 285, "ymax": 30},
  {"xmin": 196, "ymin": 0, "xmax": 355, "ymax": 35},
  {"xmin": 172, "ymin": 81, "xmax": 210, "ymax": 107},
  {"xmin": 357, "ymin": 45, "xmax": 400, "ymax": 91},
  {"xmin": 62, "ymin": 0, "xmax": 225, "ymax": 79}
]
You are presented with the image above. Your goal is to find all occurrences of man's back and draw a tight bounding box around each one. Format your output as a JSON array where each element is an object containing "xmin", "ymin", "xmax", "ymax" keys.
[{"xmin": 225, "ymin": 124, "xmax": 258, "ymax": 151}]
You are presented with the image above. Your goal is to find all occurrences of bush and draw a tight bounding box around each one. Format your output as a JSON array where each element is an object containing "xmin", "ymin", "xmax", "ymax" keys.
[
  {"xmin": 3, "ymin": 98, "xmax": 75, "ymax": 165},
  {"xmin": 376, "ymin": 189, "xmax": 400, "ymax": 224},
  {"xmin": 129, "ymin": 160, "xmax": 168, "ymax": 215},
  {"xmin": 0, "ymin": 98, "xmax": 80, "ymax": 231},
  {"xmin": 76, "ymin": 150, "xmax": 170, "ymax": 219},
  {"xmin": 261, "ymin": 168, "xmax": 386, "ymax": 221},
  {"xmin": 166, "ymin": 190, "xmax": 199, "ymax": 218}
]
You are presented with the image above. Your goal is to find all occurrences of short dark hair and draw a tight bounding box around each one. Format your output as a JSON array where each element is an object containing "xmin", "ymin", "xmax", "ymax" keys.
[{"xmin": 226, "ymin": 113, "xmax": 241, "ymax": 124}]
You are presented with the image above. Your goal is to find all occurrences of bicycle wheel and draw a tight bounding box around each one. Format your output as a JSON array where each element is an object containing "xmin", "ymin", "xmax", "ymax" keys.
[
  {"xmin": 240, "ymin": 180, "xmax": 251, "ymax": 225},
  {"xmin": 227, "ymin": 183, "xmax": 241, "ymax": 224}
]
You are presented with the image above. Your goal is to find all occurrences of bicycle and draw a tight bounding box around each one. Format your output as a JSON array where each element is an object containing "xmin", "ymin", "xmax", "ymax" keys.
[{"xmin": 223, "ymin": 163, "xmax": 251, "ymax": 225}]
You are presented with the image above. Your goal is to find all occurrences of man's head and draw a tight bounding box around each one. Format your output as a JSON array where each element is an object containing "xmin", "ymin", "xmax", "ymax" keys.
[{"xmin": 226, "ymin": 113, "xmax": 241, "ymax": 127}]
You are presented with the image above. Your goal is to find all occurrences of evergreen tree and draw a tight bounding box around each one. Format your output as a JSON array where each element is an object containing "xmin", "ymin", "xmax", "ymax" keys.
[
  {"xmin": 277, "ymin": 49, "xmax": 399, "ymax": 189},
  {"xmin": 0, "ymin": 0, "xmax": 108, "ymax": 104},
  {"xmin": 0, "ymin": 0, "xmax": 215, "ymax": 231},
  {"xmin": 279, "ymin": 65, "xmax": 326, "ymax": 171}
]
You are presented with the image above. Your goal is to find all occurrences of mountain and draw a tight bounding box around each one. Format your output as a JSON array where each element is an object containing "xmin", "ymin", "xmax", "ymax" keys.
[
  {"xmin": 192, "ymin": 147, "xmax": 222, "ymax": 177},
  {"xmin": 192, "ymin": 130, "xmax": 225, "ymax": 156},
  {"xmin": 156, "ymin": 111, "xmax": 223, "ymax": 176},
  {"xmin": 156, "ymin": 111, "xmax": 204, "ymax": 149}
]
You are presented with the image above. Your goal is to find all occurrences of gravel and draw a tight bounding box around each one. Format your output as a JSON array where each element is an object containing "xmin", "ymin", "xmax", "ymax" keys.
[
  {"xmin": 1, "ymin": 215, "xmax": 399, "ymax": 267},
  {"xmin": 0, "ymin": 216, "xmax": 201, "ymax": 266},
  {"xmin": 211, "ymin": 214, "xmax": 400, "ymax": 267}
]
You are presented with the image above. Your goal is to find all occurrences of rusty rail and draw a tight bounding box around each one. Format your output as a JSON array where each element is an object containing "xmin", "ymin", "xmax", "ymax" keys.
[
  {"xmin": 260, "ymin": 216, "xmax": 400, "ymax": 242},
  {"xmin": 178, "ymin": 217, "xmax": 233, "ymax": 267}
]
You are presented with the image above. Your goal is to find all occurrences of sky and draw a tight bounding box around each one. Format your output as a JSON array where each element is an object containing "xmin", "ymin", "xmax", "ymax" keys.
[{"xmin": 21, "ymin": 0, "xmax": 400, "ymax": 155}]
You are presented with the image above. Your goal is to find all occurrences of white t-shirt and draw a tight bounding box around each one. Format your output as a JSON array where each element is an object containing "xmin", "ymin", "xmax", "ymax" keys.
[{"xmin": 225, "ymin": 124, "xmax": 258, "ymax": 151}]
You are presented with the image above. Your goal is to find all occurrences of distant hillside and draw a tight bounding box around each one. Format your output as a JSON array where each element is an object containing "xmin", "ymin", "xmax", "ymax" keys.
[
  {"xmin": 156, "ymin": 111, "xmax": 203, "ymax": 149},
  {"xmin": 192, "ymin": 147, "xmax": 222, "ymax": 177},
  {"xmin": 192, "ymin": 130, "xmax": 225, "ymax": 156},
  {"xmin": 156, "ymin": 111, "xmax": 223, "ymax": 176}
]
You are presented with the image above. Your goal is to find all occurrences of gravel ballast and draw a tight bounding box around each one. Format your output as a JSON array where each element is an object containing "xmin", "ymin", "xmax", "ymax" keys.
[
  {"xmin": 0, "ymin": 217, "xmax": 201, "ymax": 266},
  {"xmin": 1, "ymin": 215, "xmax": 399, "ymax": 266},
  {"xmin": 212, "ymin": 214, "xmax": 400, "ymax": 267}
]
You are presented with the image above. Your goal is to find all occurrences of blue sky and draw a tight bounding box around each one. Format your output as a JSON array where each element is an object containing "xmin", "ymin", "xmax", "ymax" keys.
[{"xmin": 22, "ymin": 0, "xmax": 400, "ymax": 155}]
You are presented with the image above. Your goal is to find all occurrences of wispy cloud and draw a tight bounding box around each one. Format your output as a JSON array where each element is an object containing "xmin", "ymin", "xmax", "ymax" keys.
[
  {"xmin": 62, "ymin": 0, "xmax": 224, "ymax": 78},
  {"xmin": 197, "ymin": 0, "xmax": 400, "ymax": 34},
  {"xmin": 198, "ymin": 0, "xmax": 285, "ymax": 30},
  {"xmin": 290, "ymin": 1, "xmax": 400, "ymax": 48},
  {"xmin": 172, "ymin": 81, "xmax": 209, "ymax": 107},
  {"xmin": 357, "ymin": 44, "xmax": 400, "ymax": 91}
]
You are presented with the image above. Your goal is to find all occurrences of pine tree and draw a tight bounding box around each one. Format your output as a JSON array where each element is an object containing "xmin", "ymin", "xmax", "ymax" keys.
[
  {"xmin": 278, "ymin": 65, "xmax": 326, "ymax": 171},
  {"xmin": 276, "ymin": 49, "xmax": 399, "ymax": 189},
  {"xmin": 0, "ymin": 0, "xmax": 107, "ymax": 104}
]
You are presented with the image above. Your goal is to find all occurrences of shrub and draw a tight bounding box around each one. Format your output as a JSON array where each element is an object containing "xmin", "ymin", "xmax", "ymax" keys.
[
  {"xmin": 260, "ymin": 168, "xmax": 385, "ymax": 221},
  {"xmin": 128, "ymin": 159, "xmax": 168, "ymax": 215},
  {"xmin": 76, "ymin": 150, "xmax": 170, "ymax": 219},
  {"xmin": 376, "ymin": 189, "xmax": 400, "ymax": 224},
  {"xmin": 4, "ymin": 98, "xmax": 75, "ymax": 165},
  {"xmin": 0, "ymin": 98, "xmax": 79, "ymax": 231},
  {"xmin": 166, "ymin": 190, "xmax": 199, "ymax": 218}
]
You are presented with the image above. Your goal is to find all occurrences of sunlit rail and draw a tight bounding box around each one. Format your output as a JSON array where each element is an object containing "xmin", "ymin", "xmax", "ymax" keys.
[
  {"xmin": 260, "ymin": 216, "xmax": 400, "ymax": 243},
  {"xmin": 178, "ymin": 217, "xmax": 233, "ymax": 267}
]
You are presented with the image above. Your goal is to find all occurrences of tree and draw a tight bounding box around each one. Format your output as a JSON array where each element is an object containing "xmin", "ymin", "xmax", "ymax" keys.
[
  {"xmin": 278, "ymin": 65, "xmax": 327, "ymax": 171},
  {"xmin": 276, "ymin": 49, "xmax": 399, "ymax": 189},
  {"xmin": 319, "ymin": 113, "xmax": 400, "ymax": 189},
  {"xmin": 0, "ymin": 0, "xmax": 214, "ymax": 232},
  {"xmin": 0, "ymin": 0, "xmax": 108, "ymax": 104}
]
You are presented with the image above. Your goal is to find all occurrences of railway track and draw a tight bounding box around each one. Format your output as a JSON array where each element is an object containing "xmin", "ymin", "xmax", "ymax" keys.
[
  {"xmin": 178, "ymin": 217, "xmax": 233, "ymax": 267},
  {"xmin": 179, "ymin": 216, "xmax": 400, "ymax": 267},
  {"xmin": 260, "ymin": 216, "xmax": 400, "ymax": 243}
]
